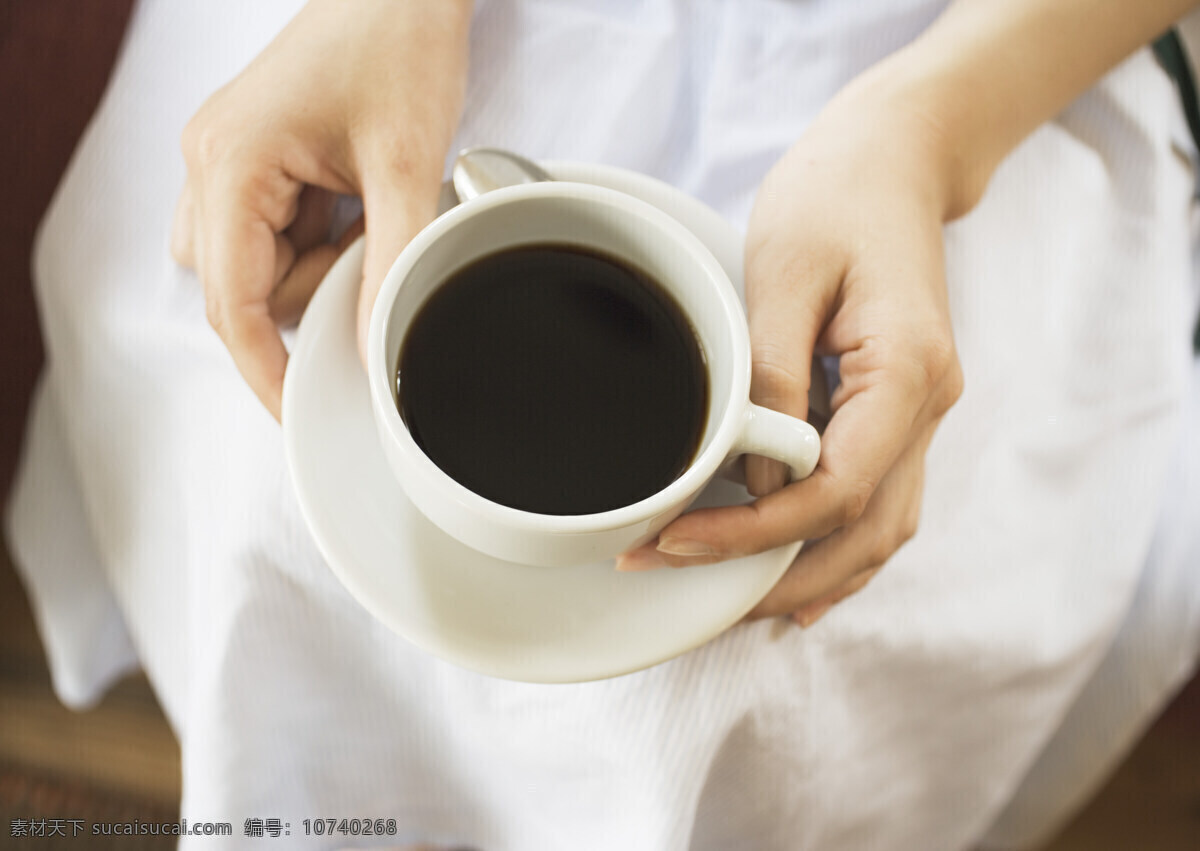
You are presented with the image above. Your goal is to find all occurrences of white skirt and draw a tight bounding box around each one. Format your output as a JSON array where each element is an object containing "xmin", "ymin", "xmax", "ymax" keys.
[{"xmin": 8, "ymin": 1, "xmax": 1200, "ymax": 848}]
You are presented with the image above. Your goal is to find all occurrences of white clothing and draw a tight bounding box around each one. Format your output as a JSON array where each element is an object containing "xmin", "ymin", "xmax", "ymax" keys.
[{"xmin": 7, "ymin": 1, "xmax": 1200, "ymax": 849}]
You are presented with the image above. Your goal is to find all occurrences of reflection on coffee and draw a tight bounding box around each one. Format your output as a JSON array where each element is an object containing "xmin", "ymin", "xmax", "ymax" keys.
[{"xmin": 397, "ymin": 244, "xmax": 708, "ymax": 515}]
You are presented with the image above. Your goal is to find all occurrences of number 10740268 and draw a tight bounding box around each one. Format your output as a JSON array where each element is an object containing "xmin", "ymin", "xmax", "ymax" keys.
[{"xmin": 302, "ymin": 818, "xmax": 398, "ymax": 837}]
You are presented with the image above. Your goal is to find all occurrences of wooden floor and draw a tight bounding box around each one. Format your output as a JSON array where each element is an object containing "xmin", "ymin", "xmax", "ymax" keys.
[
  {"xmin": 0, "ymin": 539, "xmax": 181, "ymax": 815},
  {"xmin": 0, "ymin": 537, "xmax": 1196, "ymax": 849}
]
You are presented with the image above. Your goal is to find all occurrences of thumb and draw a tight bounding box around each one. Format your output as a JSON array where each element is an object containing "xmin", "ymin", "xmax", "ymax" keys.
[
  {"xmin": 356, "ymin": 175, "xmax": 442, "ymax": 367},
  {"xmin": 743, "ymin": 241, "xmax": 837, "ymax": 497}
]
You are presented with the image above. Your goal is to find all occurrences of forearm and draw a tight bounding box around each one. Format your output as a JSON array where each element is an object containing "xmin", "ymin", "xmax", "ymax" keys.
[{"xmin": 850, "ymin": 0, "xmax": 1200, "ymax": 218}]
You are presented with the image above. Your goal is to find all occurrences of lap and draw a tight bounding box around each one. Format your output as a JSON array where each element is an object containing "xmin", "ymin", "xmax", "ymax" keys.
[{"xmin": 9, "ymin": 1, "xmax": 1198, "ymax": 847}]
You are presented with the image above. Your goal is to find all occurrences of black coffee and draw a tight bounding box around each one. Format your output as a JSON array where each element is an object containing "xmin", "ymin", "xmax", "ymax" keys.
[{"xmin": 397, "ymin": 244, "xmax": 709, "ymax": 515}]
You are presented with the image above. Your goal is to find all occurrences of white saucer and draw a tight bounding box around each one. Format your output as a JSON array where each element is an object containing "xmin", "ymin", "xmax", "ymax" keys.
[{"xmin": 282, "ymin": 161, "xmax": 799, "ymax": 683}]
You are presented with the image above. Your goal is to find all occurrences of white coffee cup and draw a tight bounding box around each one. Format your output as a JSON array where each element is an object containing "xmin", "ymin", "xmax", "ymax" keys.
[{"xmin": 367, "ymin": 181, "xmax": 820, "ymax": 567}]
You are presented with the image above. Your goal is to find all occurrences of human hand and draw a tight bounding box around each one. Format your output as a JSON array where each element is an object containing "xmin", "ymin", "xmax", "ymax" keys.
[
  {"xmin": 171, "ymin": 0, "xmax": 472, "ymax": 419},
  {"xmin": 616, "ymin": 79, "xmax": 965, "ymax": 628}
]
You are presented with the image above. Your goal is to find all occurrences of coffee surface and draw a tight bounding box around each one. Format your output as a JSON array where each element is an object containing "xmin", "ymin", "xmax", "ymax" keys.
[{"xmin": 397, "ymin": 244, "xmax": 708, "ymax": 515}]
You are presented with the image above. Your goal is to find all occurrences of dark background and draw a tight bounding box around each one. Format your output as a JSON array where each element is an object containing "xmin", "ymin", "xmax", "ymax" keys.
[{"xmin": 0, "ymin": 0, "xmax": 134, "ymax": 505}]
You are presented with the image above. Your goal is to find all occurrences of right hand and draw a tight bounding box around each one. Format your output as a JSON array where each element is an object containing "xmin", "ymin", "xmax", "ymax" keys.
[
  {"xmin": 615, "ymin": 74, "xmax": 965, "ymax": 631},
  {"xmin": 172, "ymin": 0, "xmax": 473, "ymax": 419}
]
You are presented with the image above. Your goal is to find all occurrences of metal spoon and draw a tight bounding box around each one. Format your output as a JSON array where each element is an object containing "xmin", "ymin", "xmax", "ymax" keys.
[{"xmin": 452, "ymin": 146, "xmax": 552, "ymax": 203}]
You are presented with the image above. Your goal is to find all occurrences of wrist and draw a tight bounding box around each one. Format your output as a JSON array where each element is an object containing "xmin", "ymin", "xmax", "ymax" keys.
[
  {"xmin": 836, "ymin": 51, "xmax": 999, "ymax": 222},
  {"xmin": 842, "ymin": 0, "xmax": 1200, "ymax": 222}
]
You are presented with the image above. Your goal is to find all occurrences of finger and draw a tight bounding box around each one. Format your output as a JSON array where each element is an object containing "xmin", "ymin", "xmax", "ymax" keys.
[
  {"xmin": 202, "ymin": 200, "xmax": 292, "ymax": 421},
  {"xmin": 275, "ymin": 214, "xmax": 364, "ymax": 327},
  {"xmin": 171, "ymin": 182, "xmax": 197, "ymax": 268},
  {"xmin": 619, "ymin": 403, "xmax": 933, "ymax": 577},
  {"xmin": 747, "ymin": 432, "xmax": 929, "ymax": 619},
  {"xmin": 269, "ymin": 243, "xmax": 340, "ymax": 326},
  {"xmin": 356, "ymin": 173, "xmax": 441, "ymax": 366},
  {"xmin": 615, "ymin": 465, "xmax": 858, "ymax": 571},
  {"xmin": 746, "ymin": 517, "xmax": 887, "ymax": 620},
  {"xmin": 750, "ymin": 523, "xmax": 878, "ymax": 617},
  {"xmin": 698, "ymin": 331, "xmax": 936, "ymax": 559},
  {"xmin": 286, "ymin": 185, "xmax": 337, "ymax": 254},
  {"xmin": 275, "ymin": 214, "xmax": 364, "ymax": 329},
  {"xmin": 742, "ymin": 235, "xmax": 841, "ymax": 497},
  {"xmin": 791, "ymin": 565, "xmax": 883, "ymax": 628}
]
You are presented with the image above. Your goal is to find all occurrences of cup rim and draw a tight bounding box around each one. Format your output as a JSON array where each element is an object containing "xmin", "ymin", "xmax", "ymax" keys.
[{"xmin": 367, "ymin": 180, "xmax": 752, "ymax": 533}]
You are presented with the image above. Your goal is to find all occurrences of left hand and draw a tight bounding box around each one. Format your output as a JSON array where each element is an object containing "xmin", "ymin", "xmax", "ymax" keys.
[
  {"xmin": 616, "ymin": 79, "xmax": 965, "ymax": 628},
  {"xmin": 170, "ymin": 0, "xmax": 471, "ymax": 419}
]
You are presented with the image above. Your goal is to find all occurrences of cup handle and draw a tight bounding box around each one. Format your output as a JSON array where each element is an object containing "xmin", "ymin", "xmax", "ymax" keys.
[{"xmin": 723, "ymin": 402, "xmax": 821, "ymax": 484}]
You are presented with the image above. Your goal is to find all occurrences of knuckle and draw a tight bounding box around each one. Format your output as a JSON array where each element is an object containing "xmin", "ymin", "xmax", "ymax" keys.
[
  {"xmin": 181, "ymin": 116, "xmax": 214, "ymax": 166},
  {"xmin": 911, "ymin": 329, "xmax": 957, "ymax": 393},
  {"xmin": 744, "ymin": 234, "xmax": 795, "ymax": 293},
  {"xmin": 837, "ymin": 479, "xmax": 874, "ymax": 526},
  {"xmin": 765, "ymin": 247, "xmax": 812, "ymax": 288},
  {"xmin": 865, "ymin": 535, "xmax": 895, "ymax": 570},
  {"xmin": 204, "ymin": 296, "xmax": 227, "ymax": 338},
  {"xmin": 840, "ymin": 566, "xmax": 883, "ymax": 602},
  {"xmin": 752, "ymin": 343, "xmax": 808, "ymax": 402},
  {"xmin": 182, "ymin": 112, "xmax": 237, "ymax": 172},
  {"xmin": 923, "ymin": 327, "xmax": 957, "ymax": 369},
  {"xmin": 170, "ymin": 236, "xmax": 190, "ymax": 266},
  {"xmin": 940, "ymin": 358, "xmax": 965, "ymax": 411},
  {"xmin": 363, "ymin": 133, "xmax": 424, "ymax": 185},
  {"xmin": 889, "ymin": 524, "xmax": 916, "ymax": 558},
  {"xmin": 870, "ymin": 514, "xmax": 920, "ymax": 569},
  {"xmin": 179, "ymin": 116, "xmax": 200, "ymax": 159},
  {"xmin": 871, "ymin": 327, "xmax": 958, "ymax": 400},
  {"xmin": 896, "ymin": 501, "xmax": 921, "ymax": 548}
]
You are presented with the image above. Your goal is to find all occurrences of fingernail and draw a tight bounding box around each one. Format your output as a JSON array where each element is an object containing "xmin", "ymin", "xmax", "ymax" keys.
[
  {"xmin": 615, "ymin": 550, "xmax": 667, "ymax": 572},
  {"xmin": 657, "ymin": 537, "xmax": 717, "ymax": 557},
  {"xmin": 793, "ymin": 601, "xmax": 834, "ymax": 629}
]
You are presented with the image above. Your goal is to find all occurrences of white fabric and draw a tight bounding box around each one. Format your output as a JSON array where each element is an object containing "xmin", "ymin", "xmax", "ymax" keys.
[{"xmin": 6, "ymin": 1, "xmax": 1200, "ymax": 849}]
